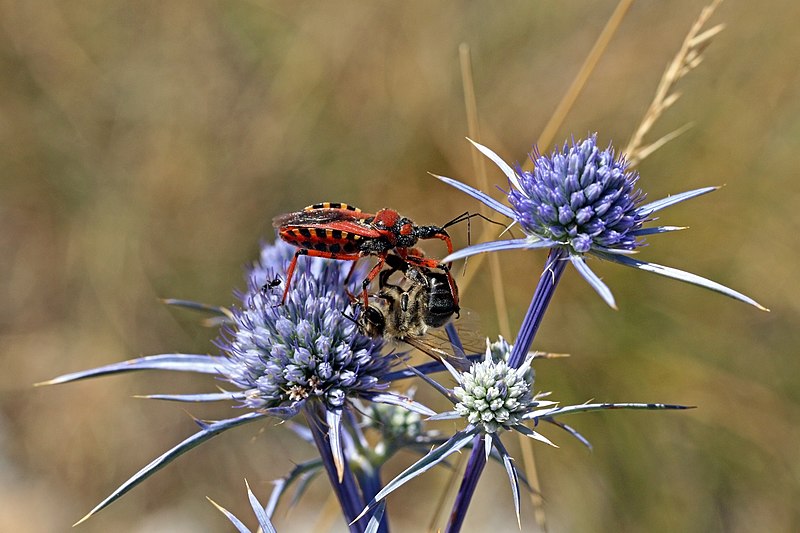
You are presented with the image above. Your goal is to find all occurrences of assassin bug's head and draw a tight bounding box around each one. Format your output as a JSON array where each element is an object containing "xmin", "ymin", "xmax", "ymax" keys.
[
  {"xmin": 413, "ymin": 225, "xmax": 453, "ymax": 254},
  {"xmin": 393, "ymin": 217, "xmax": 418, "ymax": 247}
]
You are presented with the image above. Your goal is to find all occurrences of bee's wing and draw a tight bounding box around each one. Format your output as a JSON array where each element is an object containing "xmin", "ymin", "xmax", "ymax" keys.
[
  {"xmin": 402, "ymin": 336, "xmax": 472, "ymax": 372},
  {"xmin": 423, "ymin": 308, "xmax": 487, "ymax": 356}
]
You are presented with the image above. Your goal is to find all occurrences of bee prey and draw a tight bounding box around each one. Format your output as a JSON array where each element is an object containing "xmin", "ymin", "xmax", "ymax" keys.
[{"xmin": 356, "ymin": 254, "xmax": 470, "ymax": 370}]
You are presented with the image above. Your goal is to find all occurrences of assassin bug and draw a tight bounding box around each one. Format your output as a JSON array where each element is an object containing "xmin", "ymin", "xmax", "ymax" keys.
[{"xmin": 273, "ymin": 203, "xmax": 474, "ymax": 309}]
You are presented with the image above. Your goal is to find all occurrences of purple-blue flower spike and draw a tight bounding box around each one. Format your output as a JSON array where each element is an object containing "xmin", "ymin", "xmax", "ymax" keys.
[
  {"xmin": 435, "ymin": 135, "xmax": 767, "ymax": 311},
  {"xmin": 46, "ymin": 239, "xmax": 413, "ymax": 525},
  {"xmin": 219, "ymin": 240, "xmax": 391, "ymax": 415}
]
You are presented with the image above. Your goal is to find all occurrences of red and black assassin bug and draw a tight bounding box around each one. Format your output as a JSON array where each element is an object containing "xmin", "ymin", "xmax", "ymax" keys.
[{"xmin": 272, "ymin": 202, "xmax": 461, "ymax": 310}]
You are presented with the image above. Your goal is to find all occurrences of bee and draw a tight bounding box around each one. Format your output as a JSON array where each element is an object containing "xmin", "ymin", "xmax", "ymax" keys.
[{"xmin": 357, "ymin": 254, "xmax": 472, "ymax": 370}]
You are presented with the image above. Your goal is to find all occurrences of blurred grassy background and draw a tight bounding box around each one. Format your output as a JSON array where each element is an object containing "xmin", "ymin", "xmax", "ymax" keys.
[{"xmin": 1, "ymin": 1, "xmax": 798, "ymax": 531}]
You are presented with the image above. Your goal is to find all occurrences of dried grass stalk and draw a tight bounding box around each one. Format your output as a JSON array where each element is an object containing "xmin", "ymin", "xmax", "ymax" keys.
[{"xmin": 624, "ymin": 0, "xmax": 725, "ymax": 168}]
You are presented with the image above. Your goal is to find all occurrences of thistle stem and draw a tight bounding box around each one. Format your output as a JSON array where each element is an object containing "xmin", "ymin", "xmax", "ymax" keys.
[
  {"xmin": 305, "ymin": 406, "xmax": 367, "ymax": 533},
  {"xmin": 444, "ymin": 434, "xmax": 486, "ymax": 533},
  {"xmin": 445, "ymin": 248, "xmax": 568, "ymax": 532},
  {"xmin": 508, "ymin": 248, "xmax": 568, "ymax": 369},
  {"xmin": 356, "ymin": 466, "xmax": 389, "ymax": 533}
]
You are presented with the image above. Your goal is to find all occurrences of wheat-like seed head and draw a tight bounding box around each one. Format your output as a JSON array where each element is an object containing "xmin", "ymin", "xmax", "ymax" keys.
[{"xmin": 624, "ymin": 0, "xmax": 726, "ymax": 168}]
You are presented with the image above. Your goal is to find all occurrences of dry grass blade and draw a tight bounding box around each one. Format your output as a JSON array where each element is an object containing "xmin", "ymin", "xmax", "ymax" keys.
[
  {"xmin": 429, "ymin": 43, "xmax": 519, "ymax": 533},
  {"xmin": 624, "ymin": 0, "xmax": 725, "ymax": 167},
  {"xmin": 458, "ymin": 44, "xmax": 512, "ymax": 342},
  {"xmin": 529, "ymin": 0, "xmax": 634, "ymax": 167},
  {"xmin": 633, "ymin": 122, "xmax": 694, "ymax": 163}
]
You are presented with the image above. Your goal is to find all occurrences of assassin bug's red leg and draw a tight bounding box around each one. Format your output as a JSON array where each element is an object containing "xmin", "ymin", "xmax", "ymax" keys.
[
  {"xmin": 436, "ymin": 233, "xmax": 454, "ymax": 256},
  {"xmin": 338, "ymin": 256, "xmax": 389, "ymax": 307},
  {"xmin": 279, "ymin": 248, "xmax": 363, "ymax": 305},
  {"xmin": 359, "ymin": 253, "xmax": 388, "ymax": 308},
  {"xmin": 410, "ymin": 227, "xmax": 454, "ymax": 264},
  {"xmin": 342, "ymin": 259, "xmax": 362, "ymax": 304}
]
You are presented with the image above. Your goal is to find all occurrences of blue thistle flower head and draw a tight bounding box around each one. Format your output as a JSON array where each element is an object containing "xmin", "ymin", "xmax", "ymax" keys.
[
  {"xmin": 433, "ymin": 135, "xmax": 766, "ymax": 310},
  {"xmin": 361, "ymin": 336, "xmax": 693, "ymax": 527},
  {"xmin": 219, "ymin": 239, "xmax": 391, "ymax": 414},
  {"xmin": 509, "ymin": 134, "xmax": 646, "ymax": 254},
  {"xmin": 46, "ymin": 239, "xmax": 430, "ymax": 524}
]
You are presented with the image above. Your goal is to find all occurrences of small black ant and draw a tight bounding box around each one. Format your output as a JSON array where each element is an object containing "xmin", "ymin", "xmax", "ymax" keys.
[{"xmin": 261, "ymin": 276, "xmax": 282, "ymax": 294}]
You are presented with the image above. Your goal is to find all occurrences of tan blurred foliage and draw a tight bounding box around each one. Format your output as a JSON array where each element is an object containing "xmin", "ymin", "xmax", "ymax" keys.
[{"xmin": 1, "ymin": 1, "xmax": 798, "ymax": 532}]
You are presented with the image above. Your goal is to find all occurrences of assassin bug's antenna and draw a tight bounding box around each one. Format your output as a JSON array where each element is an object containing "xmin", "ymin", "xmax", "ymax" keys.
[
  {"xmin": 442, "ymin": 212, "xmax": 506, "ymax": 276},
  {"xmin": 442, "ymin": 211, "xmax": 506, "ymax": 246},
  {"xmin": 441, "ymin": 211, "xmax": 503, "ymax": 230}
]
